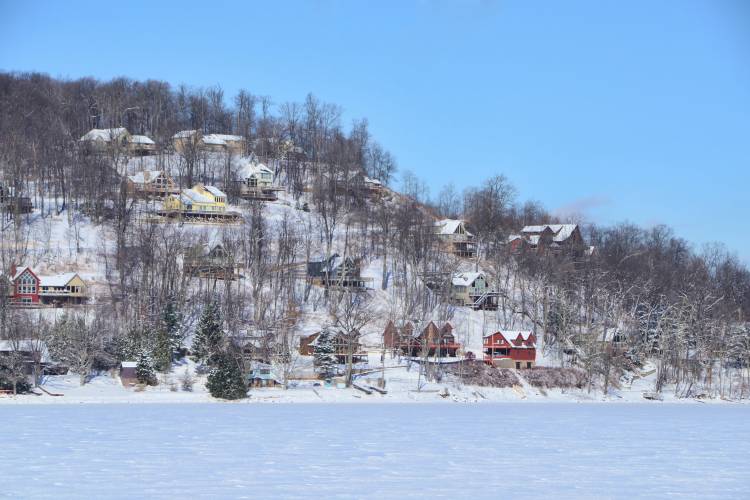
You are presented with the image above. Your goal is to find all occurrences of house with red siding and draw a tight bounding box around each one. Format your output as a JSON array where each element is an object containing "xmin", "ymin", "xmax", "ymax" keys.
[
  {"xmin": 9, "ymin": 267, "xmax": 87, "ymax": 306},
  {"xmin": 483, "ymin": 331, "xmax": 537, "ymax": 369}
]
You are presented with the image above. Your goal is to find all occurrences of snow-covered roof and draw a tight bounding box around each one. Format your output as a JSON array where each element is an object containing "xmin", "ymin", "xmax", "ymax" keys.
[
  {"xmin": 129, "ymin": 134, "xmax": 155, "ymax": 145},
  {"xmin": 39, "ymin": 272, "xmax": 80, "ymax": 287},
  {"xmin": 237, "ymin": 159, "xmax": 273, "ymax": 179},
  {"xmin": 128, "ymin": 170, "xmax": 164, "ymax": 185},
  {"xmin": 80, "ymin": 127, "xmax": 128, "ymax": 142},
  {"xmin": 121, "ymin": 361, "xmax": 138, "ymax": 368},
  {"xmin": 0, "ymin": 340, "xmax": 50, "ymax": 363},
  {"xmin": 202, "ymin": 185, "xmax": 226, "ymax": 198},
  {"xmin": 203, "ymin": 134, "xmax": 245, "ymax": 146},
  {"xmin": 435, "ymin": 219, "xmax": 472, "ymax": 237},
  {"xmin": 507, "ymin": 234, "xmax": 523, "ymax": 242},
  {"xmin": 484, "ymin": 331, "xmax": 536, "ymax": 348},
  {"xmin": 451, "ymin": 272, "xmax": 483, "ymax": 287},
  {"xmin": 364, "ymin": 176, "xmax": 382, "ymax": 186},
  {"xmin": 521, "ymin": 224, "xmax": 578, "ymax": 243}
]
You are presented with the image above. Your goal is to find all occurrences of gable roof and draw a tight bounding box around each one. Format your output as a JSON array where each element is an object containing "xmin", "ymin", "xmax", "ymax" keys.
[
  {"xmin": 0, "ymin": 340, "xmax": 51, "ymax": 363},
  {"xmin": 435, "ymin": 219, "xmax": 472, "ymax": 236},
  {"xmin": 237, "ymin": 159, "xmax": 273, "ymax": 179},
  {"xmin": 129, "ymin": 134, "xmax": 155, "ymax": 145},
  {"xmin": 173, "ymin": 130, "xmax": 198, "ymax": 139},
  {"xmin": 521, "ymin": 224, "xmax": 579, "ymax": 243},
  {"xmin": 484, "ymin": 330, "xmax": 536, "ymax": 348},
  {"xmin": 452, "ymin": 272, "xmax": 483, "ymax": 287},
  {"xmin": 202, "ymin": 185, "xmax": 226, "ymax": 198},
  {"xmin": 80, "ymin": 127, "xmax": 128, "ymax": 142},
  {"xmin": 127, "ymin": 170, "xmax": 166, "ymax": 185},
  {"xmin": 39, "ymin": 272, "xmax": 80, "ymax": 288}
]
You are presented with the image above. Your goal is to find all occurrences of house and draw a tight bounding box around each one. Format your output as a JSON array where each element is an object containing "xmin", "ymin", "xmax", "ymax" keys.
[
  {"xmin": 0, "ymin": 340, "xmax": 50, "ymax": 377},
  {"xmin": 183, "ymin": 244, "xmax": 240, "ymax": 280},
  {"xmin": 236, "ymin": 159, "xmax": 282, "ymax": 201},
  {"xmin": 160, "ymin": 184, "xmax": 240, "ymax": 222},
  {"xmin": 508, "ymin": 224, "xmax": 585, "ymax": 255},
  {"xmin": 483, "ymin": 331, "xmax": 537, "ymax": 369},
  {"xmin": 247, "ymin": 362, "xmax": 282, "ymax": 388},
  {"xmin": 172, "ymin": 130, "xmax": 245, "ymax": 154},
  {"xmin": 306, "ymin": 254, "xmax": 373, "ymax": 290},
  {"xmin": 79, "ymin": 128, "xmax": 156, "ymax": 155},
  {"xmin": 434, "ymin": 219, "xmax": 476, "ymax": 258},
  {"xmin": 383, "ymin": 320, "xmax": 415, "ymax": 351},
  {"xmin": 126, "ymin": 170, "xmax": 179, "ymax": 197},
  {"xmin": 0, "ymin": 185, "xmax": 32, "ymax": 214},
  {"xmin": 390, "ymin": 321, "xmax": 460, "ymax": 357},
  {"xmin": 298, "ymin": 328, "xmax": 368, "ymax": 364},
  {"xmin": 450, "ymin": 272, "xmax": 498, "ymax": 310},
  {"xmin": 9, "ymin": 267, "xmax": 87, "ymax": 306}
]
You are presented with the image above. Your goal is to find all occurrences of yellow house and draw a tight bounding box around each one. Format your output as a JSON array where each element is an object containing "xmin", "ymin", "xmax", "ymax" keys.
[{"xmin": 163, "ymin": 184, "xmax": 227, "ymax": 213}]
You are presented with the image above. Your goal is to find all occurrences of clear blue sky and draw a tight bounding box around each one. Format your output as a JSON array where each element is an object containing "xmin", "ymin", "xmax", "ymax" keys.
[{"xmin": 1, "ymin": 0, "xmax": 749, "ymax": 261}]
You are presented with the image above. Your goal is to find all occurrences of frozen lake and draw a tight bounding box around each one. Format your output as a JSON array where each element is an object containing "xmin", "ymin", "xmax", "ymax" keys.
[{"xmin": 3, "ymin": 403, "xmax": 749, "ymax": 499}]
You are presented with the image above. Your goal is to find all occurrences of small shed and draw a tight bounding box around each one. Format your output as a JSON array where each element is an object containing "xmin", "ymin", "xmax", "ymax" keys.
[{"xmin": 120, "ymin": 361, "xmax": 137, "ymax": 386}]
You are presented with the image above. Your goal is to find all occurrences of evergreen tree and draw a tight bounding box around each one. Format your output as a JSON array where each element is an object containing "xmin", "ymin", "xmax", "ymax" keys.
[
  {"xmin": 206, "ymin": 352, "xmax": 247, "ymax": 400},
  {"xmin": 191, "ymin": 301, "xmax": 223, "ymax": 364},
  {"xmin": 135, "ymin": 349, "xmax": 157, "ymax": 386},
  {"xmin": 162, "ymin": 297, "xmax": 183, "ymax": 354},
  {"xmin": 313, "ymin": 327, "xmax": 338, "ymax": 380},
  {"xmin": 153, "ymin": 327, "xmax": 172, "ymax": 373}
]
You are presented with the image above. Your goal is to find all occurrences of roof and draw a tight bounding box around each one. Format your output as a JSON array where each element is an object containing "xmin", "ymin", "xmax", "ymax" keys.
[
  {"xmin": 452, "ymin": 272, "xmax": 483, "ymax": 287},
  {"xmin": 435, "ymin": 219, "xmax": 470, "ymax": 236},
  {"xmin": 483, "ymin": 330, "xmax": 536, "ymax": 348},
  {"xmin": 363, "ymin": 176, "xmax": 382, "ymax": 186},
  {"xmin": 127, "ymin": 170, "xmax": 164, "ymax": 185},
  {"xmin": 203, "ymin": 133, "xmax": 245, "ymax": 146},
  {"xmin": 39, "ymin": 272, "xmax": 80, "ymax": 287},
  {"xmin": 80, "ymin": 127, "xmax": 128, "ymax": 142},
  {"xmin": 0, "ymin": 340, "xmax": 51, "ymax": 363},
  {"xmin": 238, "ymin": 159, "xmax": 273, "ymax": 179},
  {"xmin": 202, "ymin": 185, "xmax": 226, "ymax": 198},
  {"xmin": 129, "ymin": 134, "xmax": 155, "ymax": 145},
  {"xmin": 521, "ymin": 224, "xmax": 578, "ymax": 243},
  {"xmin": 121, "ymin": 361, "xmax": 138, "ymax": 368}
]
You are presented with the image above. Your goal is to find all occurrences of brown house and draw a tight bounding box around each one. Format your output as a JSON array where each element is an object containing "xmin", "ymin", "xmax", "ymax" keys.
[
  {"xmin": 384, "ymin": 320, "xmax": 460, "ymax": 357},
  {"xmin": 508, "ymin": 224, "xmax": 585, "ymax": 256},
  {"xmin": 298, "ymin": 328, "xmax": 368, "ymax": 364}
]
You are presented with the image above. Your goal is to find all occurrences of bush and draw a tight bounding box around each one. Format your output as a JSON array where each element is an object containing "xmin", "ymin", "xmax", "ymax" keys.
[
  {"xmin": 523, "ymin": 367, "xmax": 587, "ymax": 389},
  {"xmin": 445, "ymin": 361, "xmax": 519, "ymax": 388}
]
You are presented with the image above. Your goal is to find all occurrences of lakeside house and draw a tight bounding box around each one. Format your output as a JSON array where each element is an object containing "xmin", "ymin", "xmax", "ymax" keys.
[
  {"xmin": 435, "ymin": 219, "xmax": 476, "ymax": 258},
  {"xmin": 236, "ymin": 159, "xmax": 283, "ymax": 201},
  {"xmin": 126, "ymin": 170, "xmax": 179, "ymax": 197},
  {"xmin": 159, "ymin": 184, "xmax": 240, "ymax": 222},
  {"xmin": 298, "ymin": 327, "xmax": 368, "ymax": 364},
  {"xmin": 172, "ymin": 130, "xmax": 246, "ymax": 154},
  {"xmin": 508, "ymin": 224, "xmax": 586, "ymax": 255},
  {"xmin": 9, "ymin": 267, "xmax": 87, "ymax": 306},
  {"xmin": 79, "ymin": 128, "xmax": 156, "ymax": 156},
  {"xmin": 183, "ymin": 244, "xmax": 240, "ymax": 280},
  {"xmin": 483, "ymin": 331, "xmax": 537, "ymax": 369},
  {"xmin": 306, "ymin": 254, "xmax": 373, "ymax": 290},
  {"xmin": 384, "ymin": 320, "xmax": 460, "ymax": 357}
]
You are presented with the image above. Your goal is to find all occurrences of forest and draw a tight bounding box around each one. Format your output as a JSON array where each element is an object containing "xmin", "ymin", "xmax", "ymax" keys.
[{"xmin": 1, "ymin": 71, "xmax": 749, "ymax": 400}]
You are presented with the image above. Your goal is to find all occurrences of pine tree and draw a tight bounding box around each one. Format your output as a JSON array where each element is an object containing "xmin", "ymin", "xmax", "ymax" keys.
[
  {"xmin": 162, "ymin": 297, "xmax": 183, "ymax": 354},
  {"xmin": 206, "ymin": 352, "xmax": 247, "ymax": 400},
  {"xmin": 313, "ymin": 327, "xmax": 338, "ymax": 380},
  {"xmin": 153, "ymin": 327, "xmax": 172, "ymax": 373},
  {"xmin": 191, "ymin": 301, "xmax": 223, "ymax": 364},
  {"xmin": 135, "ymin": 349, "xmax": 157, "ymax": 386}
]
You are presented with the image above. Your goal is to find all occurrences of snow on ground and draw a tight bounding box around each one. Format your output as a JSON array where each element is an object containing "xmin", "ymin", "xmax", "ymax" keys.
[{"xmin": 2, "ymin": 403, "xmax": 749, "ymax": 499}]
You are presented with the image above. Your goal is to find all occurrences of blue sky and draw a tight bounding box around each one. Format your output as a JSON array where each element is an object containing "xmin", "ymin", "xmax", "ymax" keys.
[{"xmin": 1, "ymin": 0, "xmax": 748, "ymax": 261}]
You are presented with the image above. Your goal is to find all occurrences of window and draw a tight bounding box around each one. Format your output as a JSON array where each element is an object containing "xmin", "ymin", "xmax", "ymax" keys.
[
  {"xmin": 527, "ymin": 362, "xmax": 532, "ymax": 369},
  {"xmin": 515, "ymin": 362, "xmax": 521, "ymax": 369}
]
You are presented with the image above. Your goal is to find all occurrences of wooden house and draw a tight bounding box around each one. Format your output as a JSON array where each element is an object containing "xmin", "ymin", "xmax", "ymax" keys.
[
  {"xmin": 298, "ymin": 328, "xmax": 368, "ymax": 364},
  {"xmin": 183, "ymin": 244, "xmax": 240, "ymax": 280},
  {"xmin": 383, "ymin": 320, "xmax": 415, "ymax": 351},
  {"xmin": 483, "ymin": 331, "xmax": 537, "ymax": 369},
  {"xmin": 434, "ymin": 219, "xmax": 476, "ymax": 258},
  {"xmin": 508, "ymin": 224, "xmax": 585, "ymax": 255},
  {"xmin": 172, "ymin": 130, "xmax": 245, "ymax": 154},
  {"xmin": 79, "ymin": 128, "xmax": 156, "ymax": 156},
  {"xmin": 247, "ymin": 362, "xmax": 282, "ymax": 388},
  {"xmin": 450, "ymin": 272, "xmax": 498, "ymax": 310},
  {"xmin": 0, "ymin": 339, "xmax": 50, "ymax": 377},
  {"xmin": 236, "ymin": 159, "xmax": 283, "ymax": 201},
  {"xmin": 126, "ymin": 170, "xmax": 179, "ymax": 197},
  {"xmin": 396, "ymin": 321, "xmax": 460, "ymax": 357},
  {"xmin": 306, "ymin": 254, "xmax": 373, "ymax": 290},
  {"xmin": 9, "ymin": 267, "xmax": 87, "ymax": 306},
  {"xmin": 159, "ymin": 184, "xmax": 240, "ymax": 222}
]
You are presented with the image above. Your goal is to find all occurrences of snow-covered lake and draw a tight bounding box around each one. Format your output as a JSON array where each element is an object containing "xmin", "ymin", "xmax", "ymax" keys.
[{"xmin": 3, "ymin": 404, "xmax": 748, "ymax": 499}]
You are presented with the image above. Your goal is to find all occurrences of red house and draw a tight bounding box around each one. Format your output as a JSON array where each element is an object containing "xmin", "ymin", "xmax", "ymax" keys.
[
  {"xmin": 8, "ymin": 266, "xmax": 87, "ymax": 306},
  {"xmin": 483, "ymin": 331, "xmax": 537, "ymax": 369}
]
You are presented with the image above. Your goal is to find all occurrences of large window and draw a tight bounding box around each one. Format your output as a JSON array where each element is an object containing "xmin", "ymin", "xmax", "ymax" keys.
[{"xmin": 18, "ymin": 273, "xmax": 36, "ymax": 294}]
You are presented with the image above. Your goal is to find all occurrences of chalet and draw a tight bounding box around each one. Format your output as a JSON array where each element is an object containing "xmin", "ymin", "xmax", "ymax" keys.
[
  {"xmin": 298, "ymin": 328, "xmax": 368, "ymax": 364},
  {"xmin": 160, "ymin": 184, "xmax": 240, "ymax": 222},
  {"xmin": 9, "ymin": 267, "xmax": 87, "ymax": 306},
  {"xmin": 0, "ymin": 339, "xmax": 50, "ymax": 377},
  {"xmin": 434, "ymin": 219, "xmax": 476, "ymax": 258},
  {"xmin": 79, "ymin": 128, "xmax": 156, "ymax": 155},
  {"xmin": 508, "ymin": 224, "xmax": 584, "ymax": 255},
  {"xmin": 183, "ymin": 244, "xmax": 240, "ymax": 280},
  {"xmin": 172, "ymin": 130, "xmax": 245, "ymax": 154},
  {"xmin": 126, "ymin": 170, "xmax": 179, "ymax": 197},
  {"xmin": 0, "ymin": 185, "xmax": 32, "ymax": 214},
  {"xmin": 483, "ymin": 331, "xmax": 537, "ymax": 369},
  {"xmin": 390, "ymin": 321, "xmax": 460, "ymax": 357},
  {"xmin": 306, "ymin": 254, "xmax": 373, "ymax": 290},
  {"xmin": 451, "ymin": 272, "xmax": 498, "ymax": 310},
  {"xmin": 383, "ymin": 320, "xmax": 415, "ymax": 351},
  {"xmin": 236, "ymin": 159, "xmax": 282, "ymax": 201},
  {"xmin": 247, "ymin": 362, "xmax": 282, "ymax": 388}
]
